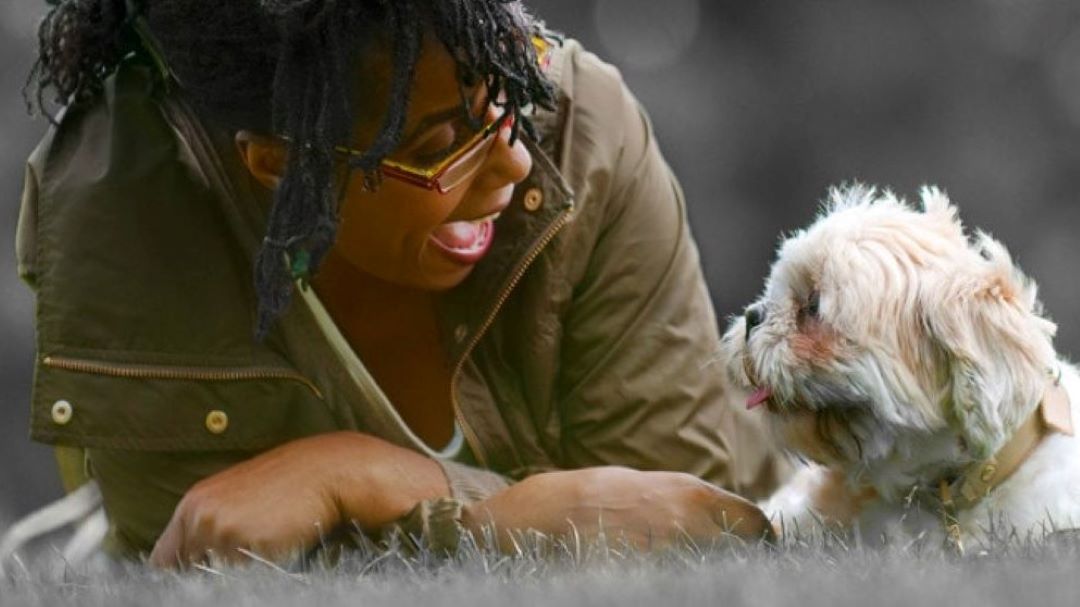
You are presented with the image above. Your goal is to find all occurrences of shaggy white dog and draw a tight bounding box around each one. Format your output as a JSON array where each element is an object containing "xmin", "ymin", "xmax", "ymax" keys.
[{"xmin": 721, "ymin": 185, "xmax": 1078, "ymax": 550}]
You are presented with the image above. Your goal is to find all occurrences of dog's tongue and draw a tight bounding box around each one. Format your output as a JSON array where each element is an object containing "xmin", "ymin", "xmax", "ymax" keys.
[
  {"xmin": 746, "ymin": 387, "xmax": 773, "ymax": 410},
  {"xmin": 432, "ymin": 221, "xmax": 481, "ymax": 249}
]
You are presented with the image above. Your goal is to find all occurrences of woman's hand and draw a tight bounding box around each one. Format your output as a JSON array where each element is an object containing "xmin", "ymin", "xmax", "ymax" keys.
[
  {"xmin": 462, "ymin": 467, "xmax": 773, "ymax": 552},
  {"xmin": 149, "ymin": 432, "xmax": 448, "ymax": 567}
]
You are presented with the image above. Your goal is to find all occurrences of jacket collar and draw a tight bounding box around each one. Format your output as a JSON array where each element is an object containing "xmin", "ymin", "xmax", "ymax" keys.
[{"xmin": 434, "ymin": 38, "xmax": 576, "ymax": 367}]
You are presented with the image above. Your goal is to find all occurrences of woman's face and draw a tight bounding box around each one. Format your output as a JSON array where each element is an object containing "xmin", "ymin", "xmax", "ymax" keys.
[
  {"xmin": 240, "ymin": 33, "xmax": 533, "ymax": 291},
  {"xmin": 290, "ymin": 33, "xmax": 533, "ymax": 293}
]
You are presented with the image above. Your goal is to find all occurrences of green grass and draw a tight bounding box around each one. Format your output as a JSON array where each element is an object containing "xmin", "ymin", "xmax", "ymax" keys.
[{"xmin": 5, "ymin": 527, "xmax": 1080, "ymax": 607}]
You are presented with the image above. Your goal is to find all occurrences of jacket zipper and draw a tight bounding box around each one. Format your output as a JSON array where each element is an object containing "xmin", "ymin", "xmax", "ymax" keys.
[
  {"xmin": 448, "ymin": 207, "xmax": 573, "ymax": 468},
  {"xmin": 41, "ymin": 355, "xmax": 324, "ymax": 400}
]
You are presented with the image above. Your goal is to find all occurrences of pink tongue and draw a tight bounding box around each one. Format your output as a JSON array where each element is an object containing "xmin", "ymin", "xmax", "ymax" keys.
[
  {"xmin": 432, "ymin": 221, "xmax": 481, "ymax": 249},
  {"xmin": 746, "ymin": 387, "xmax": 773, "ymax": 410}
]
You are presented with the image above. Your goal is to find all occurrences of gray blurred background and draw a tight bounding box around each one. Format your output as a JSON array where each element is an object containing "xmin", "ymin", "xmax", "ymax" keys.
[{"xmin": 2, "ymin": 0, "xmax": 1079, "ymax": 521}]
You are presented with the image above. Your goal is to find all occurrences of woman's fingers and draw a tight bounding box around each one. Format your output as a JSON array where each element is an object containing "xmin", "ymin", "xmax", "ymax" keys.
[{"xmin": 694, "ymin": 483, "xmax": 774, "ymax": 541}]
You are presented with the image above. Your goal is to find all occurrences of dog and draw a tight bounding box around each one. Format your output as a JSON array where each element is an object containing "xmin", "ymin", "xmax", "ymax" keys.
[{"xmin": 721, "ymin": 184, "xmax": 1078, "ymax": 549}]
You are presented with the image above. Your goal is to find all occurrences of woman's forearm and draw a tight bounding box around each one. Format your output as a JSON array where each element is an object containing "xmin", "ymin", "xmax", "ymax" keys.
[
  {"xmin": 461, "ymin": 467, "xmax": 774, "ymax": 552},
  {"xmin": 149, "ymin": 431, "xmax": 450, "ymax": 566},
  {"xmin": 326, "ymin": 432, "xmax": 451, "ymax": 530}
]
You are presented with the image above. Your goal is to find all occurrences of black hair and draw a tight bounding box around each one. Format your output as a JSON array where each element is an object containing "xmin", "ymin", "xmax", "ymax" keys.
[{"xmin": 28, "ymin": 0, "xmax": 557, "ymax": 339}]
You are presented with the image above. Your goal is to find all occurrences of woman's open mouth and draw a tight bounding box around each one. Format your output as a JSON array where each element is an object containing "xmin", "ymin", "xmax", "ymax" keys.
[{"xmin": 428, "ymin": 212, "xmax": 500, "ymax": 265}]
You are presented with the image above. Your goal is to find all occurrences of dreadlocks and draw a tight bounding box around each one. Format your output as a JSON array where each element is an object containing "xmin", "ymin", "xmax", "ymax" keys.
[{"xmin": 27, "ymin": 0, "xmax": 557, "ymax": 339}]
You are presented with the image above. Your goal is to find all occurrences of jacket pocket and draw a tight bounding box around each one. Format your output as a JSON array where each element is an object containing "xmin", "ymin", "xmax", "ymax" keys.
[{"xmin": 32, "ymin": 355, "xmax": 338, "ymax": 451}]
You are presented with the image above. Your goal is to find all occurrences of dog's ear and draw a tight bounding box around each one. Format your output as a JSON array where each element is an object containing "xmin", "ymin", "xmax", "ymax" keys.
[{"xmin": 923, "ymin": 232, "xmax": 1056, "ymax": 459}]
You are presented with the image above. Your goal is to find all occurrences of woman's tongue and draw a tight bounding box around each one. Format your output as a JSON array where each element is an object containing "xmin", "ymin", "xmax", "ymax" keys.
[{"xmin": 432, "ymin": 220, "xmax": 482, "ymax": 250}]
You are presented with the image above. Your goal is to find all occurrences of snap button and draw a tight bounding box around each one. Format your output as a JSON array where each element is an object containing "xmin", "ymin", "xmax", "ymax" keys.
[
  {"xmin": 51, "ymin": 400, "xmax": 73, "ymax": 425},
  {"xmin": 205, "ymin": 410, "xmax": 229, "ymax": 435},
  {"xmin": 454, "ymin": 324, "xmax": 468, "ymax": 343},
  {"xmin": 523, "ymin": 187, "xmax": 544, "ymax": 212}
]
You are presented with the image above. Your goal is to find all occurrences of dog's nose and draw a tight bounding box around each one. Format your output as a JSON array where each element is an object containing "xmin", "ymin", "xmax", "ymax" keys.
[{"xmin": 745, "ymin": 305, "xmax": 765, "ymax": 339}]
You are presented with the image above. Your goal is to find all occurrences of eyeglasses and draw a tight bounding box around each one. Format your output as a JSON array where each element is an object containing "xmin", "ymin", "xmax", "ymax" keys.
[{"xmin": 333, "ymin": 107, "xmax": 513, "ymax": 195}]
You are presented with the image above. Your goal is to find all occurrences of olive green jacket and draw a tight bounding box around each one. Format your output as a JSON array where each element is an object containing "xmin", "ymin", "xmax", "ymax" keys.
[{"xmin": 16, "ymin": 40, "xmax": 784, "ymax": 555}]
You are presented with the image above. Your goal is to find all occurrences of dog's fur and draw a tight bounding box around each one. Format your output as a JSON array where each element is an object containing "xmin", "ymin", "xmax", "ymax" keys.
[{"xmin": 721, "ymin": 184, "xmax": 1080, "ymax": 544}]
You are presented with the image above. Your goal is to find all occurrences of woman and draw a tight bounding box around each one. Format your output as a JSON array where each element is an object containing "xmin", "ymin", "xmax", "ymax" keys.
[{"xmin": 15, "ymin": 0, "xmax": 784, "ymax": 565}]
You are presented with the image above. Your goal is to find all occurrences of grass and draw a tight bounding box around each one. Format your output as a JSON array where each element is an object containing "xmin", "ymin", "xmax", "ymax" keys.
[{"xmin": 5, "ymin": 526, "xmax": 1080, "ymax": 607}]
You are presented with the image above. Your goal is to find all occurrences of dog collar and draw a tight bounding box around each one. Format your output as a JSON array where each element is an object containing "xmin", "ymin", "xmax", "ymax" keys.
[{"xmin": 937, "ymin": 369, "xmax": 1073, "ymax": 551}]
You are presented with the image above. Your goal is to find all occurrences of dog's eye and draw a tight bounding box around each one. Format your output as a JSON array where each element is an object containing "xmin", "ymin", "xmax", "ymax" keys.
[{"xmin": 804, "ymin": 290, "xmax": 820, "ymax": 318}]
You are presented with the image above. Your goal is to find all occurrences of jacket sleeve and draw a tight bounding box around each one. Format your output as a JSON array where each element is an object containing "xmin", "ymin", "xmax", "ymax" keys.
[
  {"xmin": 554, "ymin": 48, "xmax": 787, "ymax": 499},
  {"xmin": 434, "ymin": 459, "xmax": 511, "ymax": 503}
]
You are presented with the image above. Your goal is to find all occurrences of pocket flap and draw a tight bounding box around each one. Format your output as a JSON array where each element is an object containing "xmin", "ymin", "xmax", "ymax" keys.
[{"xmin": 31, "ymin": 356, "xmax": 337, "ymax": 451}]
